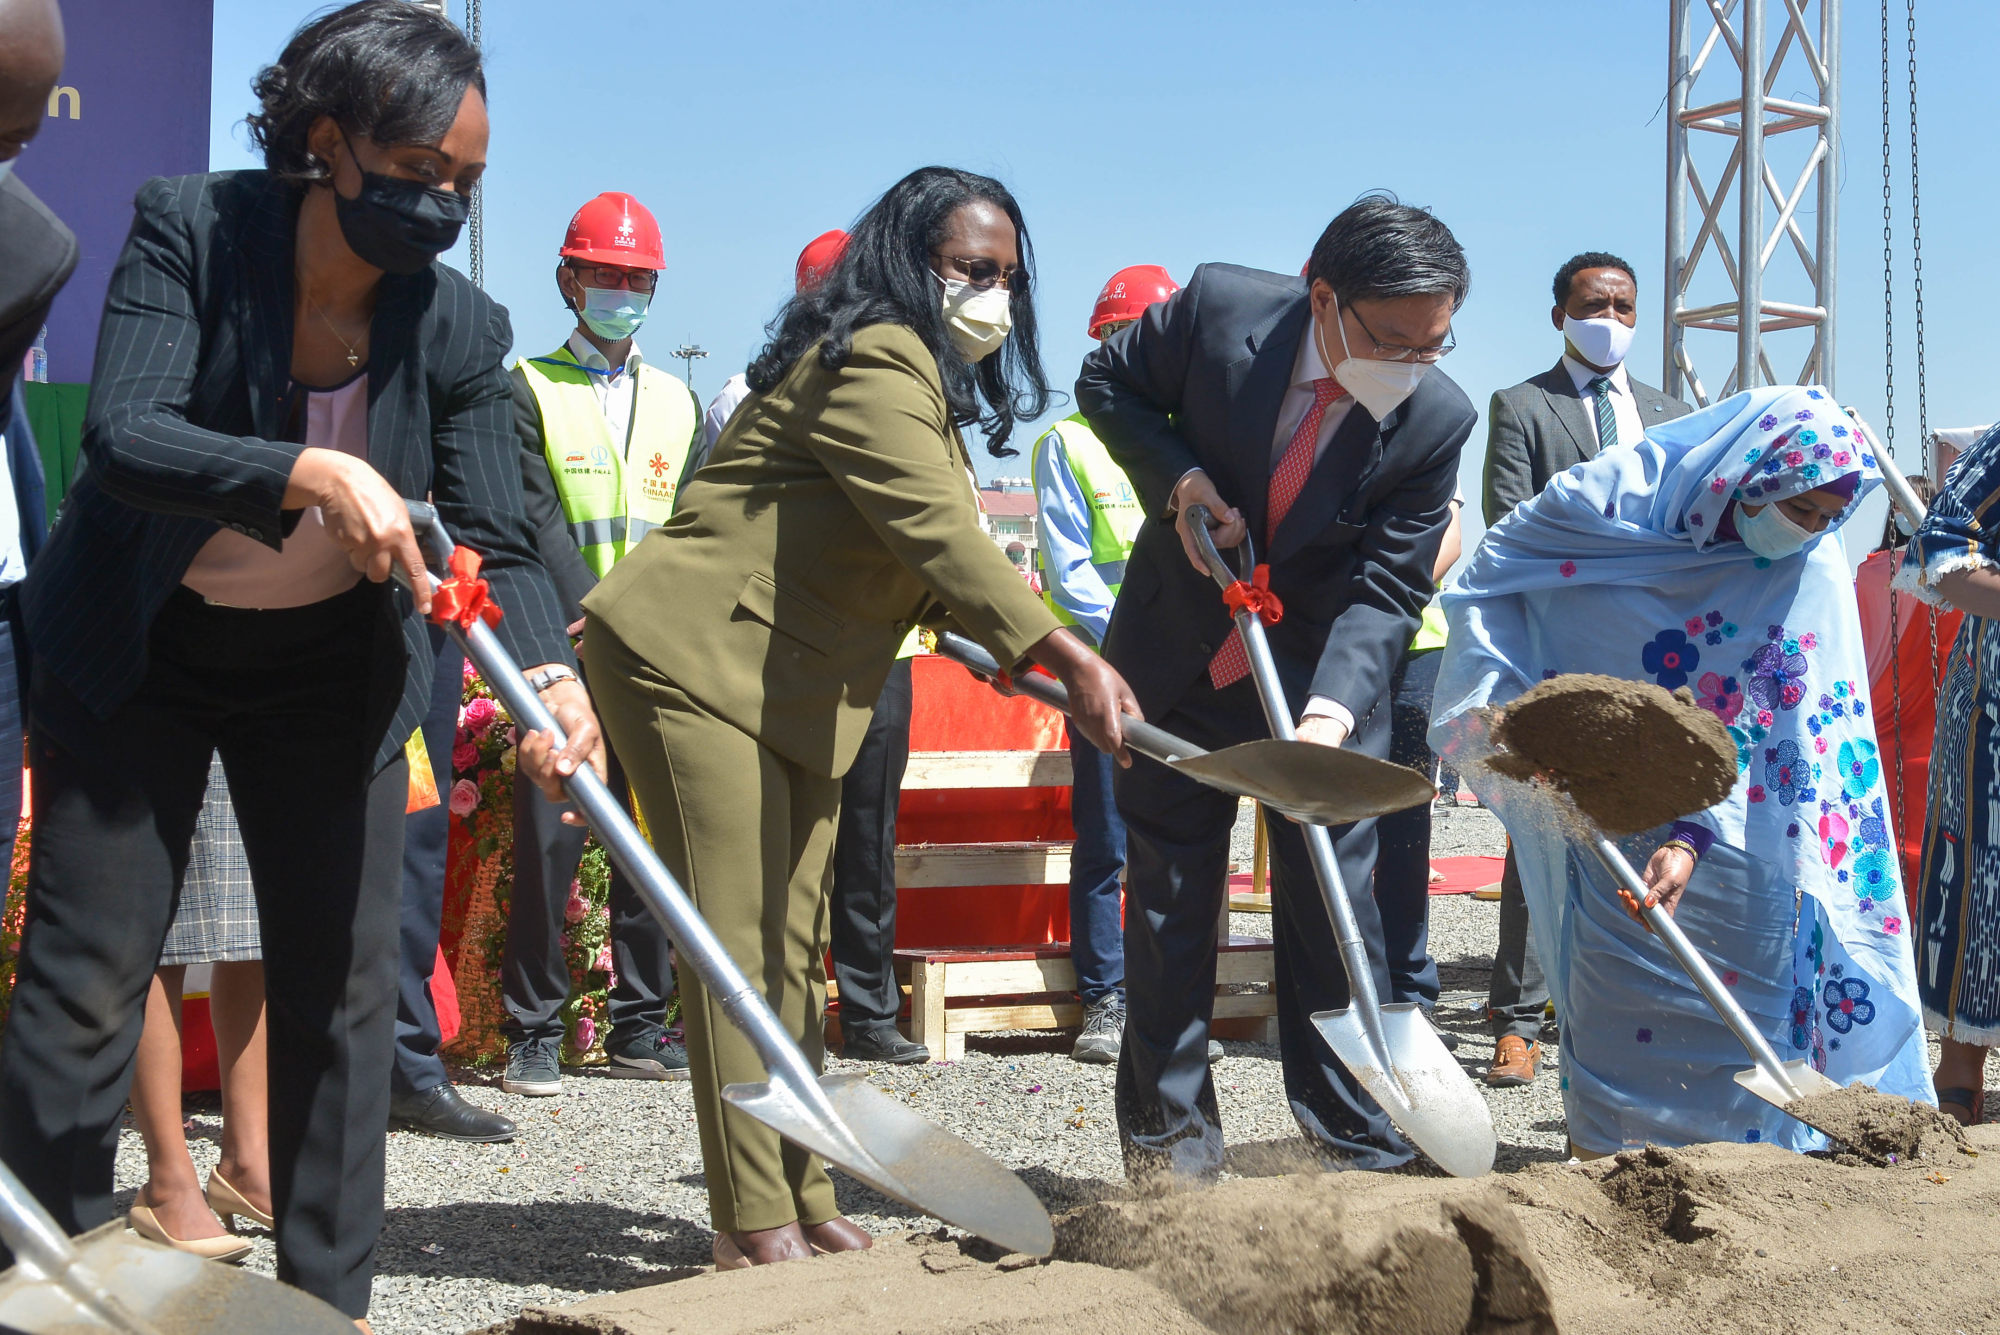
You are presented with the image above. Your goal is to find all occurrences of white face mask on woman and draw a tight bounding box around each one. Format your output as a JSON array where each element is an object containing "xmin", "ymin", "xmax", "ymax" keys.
[
  {"xmin": 936, "ymin": 276, "xmax": 1013, "ymax": 362},
  {"xmin": 1737, "ymin": 501, "xmax": 1817, "ymax": 559}
]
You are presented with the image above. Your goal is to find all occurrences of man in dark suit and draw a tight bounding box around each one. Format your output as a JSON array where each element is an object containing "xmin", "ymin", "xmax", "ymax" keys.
[
  {"xmin": 1477, "ymin": 250, "xmax": 1692, "ymax": 1087},
  {"xmin": 1078, "ymin": 194, "xmax": 1475, "ymax": 1177},
  {"xmin": 0, "ymin": 0, "xmax": 68, "ymax": 877}
]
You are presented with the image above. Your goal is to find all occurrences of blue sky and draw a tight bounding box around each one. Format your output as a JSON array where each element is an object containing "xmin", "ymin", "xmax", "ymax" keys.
[{"xmin": 208, "ymin": 1, "xmax": 1996, "ymax": 560}]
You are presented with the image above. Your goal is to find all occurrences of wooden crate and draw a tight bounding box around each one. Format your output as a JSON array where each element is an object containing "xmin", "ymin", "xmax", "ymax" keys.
[{"xmin": 895, "ymin": 936, "xmax": 1275, "ymax": 1060}]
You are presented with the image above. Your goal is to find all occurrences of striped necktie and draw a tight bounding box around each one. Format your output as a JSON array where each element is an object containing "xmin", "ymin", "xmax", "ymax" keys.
[
  {"xmin": 1589, "ymin": 375, "xmax": 1618, "ymax": 452},
  {"xmin": 1208, "ymin": 377, "xmax": 1345, "ymax": 690}
]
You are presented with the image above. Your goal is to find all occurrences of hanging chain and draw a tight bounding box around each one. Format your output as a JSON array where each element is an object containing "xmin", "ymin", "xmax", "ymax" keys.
[
  {"xmin": 466, "ymin": 0, "xmax": 484, "ymax": 290},
  {"xmin": 1905, "ymin": 0, "xmax": 1943, "ymax": 695},
  {"xmin": 1882, "ymin": 0, "xmax": 1908, "ymax": 837}
]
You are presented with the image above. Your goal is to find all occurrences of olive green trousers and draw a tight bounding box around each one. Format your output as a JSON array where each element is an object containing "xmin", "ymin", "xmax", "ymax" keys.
[{"xmin": 584, "ymin": 626, "xmax": 841, "ymax": 1233}]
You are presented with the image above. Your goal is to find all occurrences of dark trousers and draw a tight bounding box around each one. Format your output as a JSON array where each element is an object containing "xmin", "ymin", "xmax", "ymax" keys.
[
  {"xmin": 1376, "ymin": 647, "xmax": 1440, "ymax": 1007},
  {"xmin": 392, "ymin": 628, "xmax": 464, "ymax": 1095},
  {"xmin": 0, "ymin": 585, "xmax": 406, "ymax": 1318},
  {"xmin": 1067, "ymin": 730, "xmax": 1126, "ymax": 1004},
  {"xmin": 1487, "ymin": 848, "xmax": 1549, "ymax": 1041},
  {"xmin": 1113, "ymin": 676, "xmax": 1411, "ymax": 1181},
  {"xmin": 503, "ymin": 688, "xmax": 672, "ymax": 1046},
  {"xmin": 829, "ymin": 657, "xmax": 911, "ymax": 1033},
  {"xmin": 0, "ymin": 618, "xmax": 22, "ymax": 873}
]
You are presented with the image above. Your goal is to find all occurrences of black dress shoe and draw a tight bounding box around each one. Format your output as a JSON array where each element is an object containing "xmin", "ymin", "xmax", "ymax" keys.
[
  {"xmin": 389, "ymin": 1083, "xmax": 517, "ymax": 1142},
  {"xmin": 841, "ymin": 1027, "xmax": 930, "ymax": 1064}
]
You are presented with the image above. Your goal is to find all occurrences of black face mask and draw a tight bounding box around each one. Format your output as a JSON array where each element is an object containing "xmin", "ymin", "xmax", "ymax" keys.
[{"xmin": 332, "ymin": 153, "xmax": 469, "ymax": 275}]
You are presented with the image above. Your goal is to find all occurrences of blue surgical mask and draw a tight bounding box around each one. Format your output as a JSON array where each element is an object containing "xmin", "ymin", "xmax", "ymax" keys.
[
  {"xmin": 579, "ymin": 286, "xmax": 650, "ymax": 340},
  {"xmin": 1737, "ymin": 500, "xmax": 1817, "ymax": 560}
]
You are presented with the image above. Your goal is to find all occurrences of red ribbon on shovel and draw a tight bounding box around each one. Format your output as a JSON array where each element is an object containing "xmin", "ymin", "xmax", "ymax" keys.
[
  {"xmin": 429, "ymin": 546, "xmax": 505, "ymax": 630},
  {"xmin": 1222, "ymin": 563, "xmax": 1284, "ymax": 626}
]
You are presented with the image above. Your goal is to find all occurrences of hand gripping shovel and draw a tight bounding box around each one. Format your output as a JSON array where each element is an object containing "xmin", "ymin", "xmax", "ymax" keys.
[
  {"xmin": 931, "ymin": 638, "xmax": 1435, "ymax": 828},
  {"xmin": 1182, "ymin": 506, "xmax": 1497, "ymax": 1178},
  {"xmin": 0, "ymin": 1159, "xmax": 352, "ymax": 1333},
  {"xmin": 1583, "ymin": 832, "xmax": 1841, "ymax": 1116},
  {"xmin": 402, "ymin": 505, "xmax": 1053, "ymax": 1258}
]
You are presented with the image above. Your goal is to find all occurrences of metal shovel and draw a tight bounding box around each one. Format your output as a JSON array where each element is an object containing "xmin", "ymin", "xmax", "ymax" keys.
[
  {"xmin": 1180, "ymin": 507, "xmax": 1497, "ymax": 1178},
  {"xmin": 0, "ymin": 1159, "xmax": 352, "ymax": 1333},
  {"xmin": 403, "ymin": 505, "xmax": 1053, "ymax": 1259},
  {"xmin": 932, "ymin": 637, "xmax": 1435, "ymax": 827},
  {"xmin": 1584, "ymin": 833, "xmax": 1841, "ymax": 1115}
]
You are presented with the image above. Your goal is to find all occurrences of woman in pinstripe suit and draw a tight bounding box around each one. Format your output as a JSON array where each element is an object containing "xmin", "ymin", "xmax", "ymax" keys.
[{"xmin": 0, "ymin": 6, "xmax": 600, "ymax": 1323}]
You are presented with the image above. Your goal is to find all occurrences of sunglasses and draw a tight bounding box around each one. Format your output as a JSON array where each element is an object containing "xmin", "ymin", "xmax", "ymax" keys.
[{"xmin": 932, "ymin": 252, "xmax": 1029, "ymax": 293}]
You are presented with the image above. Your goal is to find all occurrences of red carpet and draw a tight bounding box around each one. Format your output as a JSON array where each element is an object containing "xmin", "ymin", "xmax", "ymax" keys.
[{"xmin": 1226, "ymin": 853, "xmax": 1502, "ymax": 905}]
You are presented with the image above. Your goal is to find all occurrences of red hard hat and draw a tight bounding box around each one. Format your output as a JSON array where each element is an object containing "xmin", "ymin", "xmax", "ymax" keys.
[
  {"xmin": 1089, "ymin": 265, "xmax": 1179, "ymax": 339},
  {"xmin": 560, "ymin": 192, "xmax": 665, "ymax": 269},
  {"xmin": 795, "ymin": 229, "xmax": 850, "ymax": 292}
]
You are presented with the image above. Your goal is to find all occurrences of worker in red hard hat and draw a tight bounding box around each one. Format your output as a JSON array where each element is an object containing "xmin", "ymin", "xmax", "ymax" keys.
[
  {"xmin": 1032, "ymin": 264, "xmax": 1194, "ymax": 1066},
  {"xmin": 701, "ymin": 229, "xmax": 851, "ymax": 450},
  {"xmin": 500, "ymin": 191, "xmax": 708, "ymax": 1099}
]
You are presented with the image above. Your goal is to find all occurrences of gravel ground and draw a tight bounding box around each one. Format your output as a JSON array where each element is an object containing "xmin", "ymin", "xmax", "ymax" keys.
[{"xmin": 109, "ymin": 795, "xmax": 1999, "ymax": 1333}]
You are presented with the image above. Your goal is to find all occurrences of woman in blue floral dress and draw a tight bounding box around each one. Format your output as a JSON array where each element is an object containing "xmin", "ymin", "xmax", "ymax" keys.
[
  {"xmin": 1432, "ymin": 385, "xmax": 1934, "ymax": 1155},
  {"xmin": 1901, "ymin": 422, "xmax": 2000, "ymax": 1125}
]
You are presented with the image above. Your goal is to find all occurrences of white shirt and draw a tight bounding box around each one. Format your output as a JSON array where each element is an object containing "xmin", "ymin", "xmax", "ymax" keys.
[
  {"xmin": 703, "ymin": 372, "xmax": 752, "ymax": 451},
  {"xmin": 566, "ymin": 329, "xmax": 643, "ymax": 455},
  {"xmin": 1563, "ymin": 353, "xmax": 1644, "ymax": 454}
]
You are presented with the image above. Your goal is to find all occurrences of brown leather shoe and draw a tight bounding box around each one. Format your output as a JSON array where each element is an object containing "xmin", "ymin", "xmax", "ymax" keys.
[{"xmin": 1485, "ymin": 1035, "xmax": 1541, "ymax": 1087}]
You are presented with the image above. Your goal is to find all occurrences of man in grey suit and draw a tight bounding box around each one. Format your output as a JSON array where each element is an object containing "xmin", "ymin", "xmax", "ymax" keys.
[{"xmin": 1478, "ymin": 251, "xmax": 1691, "ymax": 1087}]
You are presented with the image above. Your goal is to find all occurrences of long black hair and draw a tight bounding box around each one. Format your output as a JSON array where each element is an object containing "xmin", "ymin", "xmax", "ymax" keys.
[
  {"xmin": 746, "ymin": 166, "xmax": 1050, "ymax": 456},
  {"xmin": 246, "ymin": 0, "xmax": 485, "ymax": 185}
]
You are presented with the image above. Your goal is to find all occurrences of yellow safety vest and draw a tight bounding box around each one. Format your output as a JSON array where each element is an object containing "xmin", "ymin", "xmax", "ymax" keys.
[
  {"xmin": 519, "ymin": 346, "xmax": 699, "ymax": 578},
  {"xmin": 1030, "ymin": 413, "xmax": 1144, "ymax": 631}
]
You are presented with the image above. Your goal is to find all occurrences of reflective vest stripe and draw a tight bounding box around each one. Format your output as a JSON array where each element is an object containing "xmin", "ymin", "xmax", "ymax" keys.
[{"xmin": 566, "ymin": 516, "xmax": 660, "ymax": 548}]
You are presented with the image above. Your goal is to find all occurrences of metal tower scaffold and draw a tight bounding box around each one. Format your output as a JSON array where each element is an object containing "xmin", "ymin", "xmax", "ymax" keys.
[{"xmin": 1664, "ymin": 0, "xmax": 1841, "ymax": 405}]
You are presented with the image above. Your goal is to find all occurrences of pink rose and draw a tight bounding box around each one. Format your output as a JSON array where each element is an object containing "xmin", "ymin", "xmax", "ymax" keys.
[
  {"xmin": 463, "ymin": 697, "xmax": 499, "ymax": 734},
  {"xmin": 448, "ymin": 779, "xmax": 480, "ymax": 818},
  {"xmin": 504, "ymin": 726, "xmax": 519, "ymax": 747},
  {"xmin": 573, "ymin": 1015, "xmax": 596, "ymax": 1051},
  {"xmin": 564, "ymin": 893, "xmax": 588, "ymax": 925},
  {"xmin": 452, "ymin": 740, "xmax": 480, "ymax": 773},
  {"xmin": 593, "ymin": 943, "xmax": 614, "ymax": 972},
  {"xmin": 462, "ymin": 660, "xmax": 478, "ymax": 685}
]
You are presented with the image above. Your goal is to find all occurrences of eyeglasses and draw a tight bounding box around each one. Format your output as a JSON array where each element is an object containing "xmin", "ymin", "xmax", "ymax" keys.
[
  {"xmin": 1347, "ymin": 303, "xmax": 1455, "ymax": 363},
  {"xmin": 567, "ymin": 263, "xmax": 660, "ymax": 293},
  {"xmin": 932, "ymin": 252, "xmax": 1029, "ymax": 293}
]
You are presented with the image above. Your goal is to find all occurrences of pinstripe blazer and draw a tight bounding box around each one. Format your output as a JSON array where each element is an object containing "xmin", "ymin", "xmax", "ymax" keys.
[{"xmin": 19, "ymin": 171, "xmax": 574, "ymax": 769}]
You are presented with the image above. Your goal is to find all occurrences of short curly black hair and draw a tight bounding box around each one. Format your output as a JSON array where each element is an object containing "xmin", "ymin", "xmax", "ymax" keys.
[
  {"xmin": 245, "ymin": 1, "xmax": 485, "ymax": 185},
  {"xmin": 1552, "ymin": 252, "xmax": 1636, "ymax": 307}
]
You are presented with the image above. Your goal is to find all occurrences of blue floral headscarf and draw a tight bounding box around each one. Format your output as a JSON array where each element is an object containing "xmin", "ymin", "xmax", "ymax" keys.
[{"xmin": 1431, "ymin": 384, "xmax": 1928, "ymax": 1096}]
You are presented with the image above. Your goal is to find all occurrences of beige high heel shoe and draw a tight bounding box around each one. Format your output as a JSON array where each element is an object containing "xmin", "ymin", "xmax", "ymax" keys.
[
  {"xmin": 205, "ymin": 1169, "xmax": 275, "ymax": 1231},
  {"xmin": 127, "ymin": 1201, "xmax": 252, "ymax": 1263}
]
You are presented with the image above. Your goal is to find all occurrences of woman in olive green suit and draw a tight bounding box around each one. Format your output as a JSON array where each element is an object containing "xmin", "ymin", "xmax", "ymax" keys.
[{"xmin": 583, "ymin": 167, "xmax": 1139, "ymax": 1268}]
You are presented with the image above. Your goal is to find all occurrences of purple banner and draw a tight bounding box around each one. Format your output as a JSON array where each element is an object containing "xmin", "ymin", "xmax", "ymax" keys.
[{"xmin": 17, "ymin": 0, "xmax": 213, "ymax": 383}]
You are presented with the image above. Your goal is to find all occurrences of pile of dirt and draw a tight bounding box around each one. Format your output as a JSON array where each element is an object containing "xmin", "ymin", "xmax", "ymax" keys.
[
  {"xmin": 1785, "ymin": 1083, "xmax": 1968, "ymax": 1166},
  {"xmin": 485, "ymin": 1126, "xmax": 2000, "ymax": 1335},
  {"xmin": 1486, "ymin": 673, "xmax": 1737, "ymax": 835},
  {"xmin": 1053, "ymin": 1174, "xmax": 1554, "ymax": 1335}
]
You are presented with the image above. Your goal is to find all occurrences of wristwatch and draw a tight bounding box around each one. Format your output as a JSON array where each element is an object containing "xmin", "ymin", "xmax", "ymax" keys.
[{"xmin": 528, "ymin": 665, "xmax": 579, "ymax": 694}]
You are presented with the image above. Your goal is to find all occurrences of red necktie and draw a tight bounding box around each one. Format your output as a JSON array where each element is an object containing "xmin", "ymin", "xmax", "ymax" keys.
[{"xmin": 1208, "ymin": 377, "xmax": 1345, "ymax": 689}]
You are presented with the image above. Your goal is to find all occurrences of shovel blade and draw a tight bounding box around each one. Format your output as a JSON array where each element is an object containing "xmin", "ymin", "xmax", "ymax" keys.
[
  {"xmin": 1171, "ymin": 740, "xmax": 1434, "ymax": 827},
  {"xmin": 1734, "ymin": 1058, "xmax": 1843, "ymax": 1115},
  {"xmin": 1313, "ymin": 1002, "xmax": 1497, "ymax": 1179},
  {"xmin": 725, "ymin": 1072, "xmax": 1053, "ymax": 1258},
  {"xmin": 0, "ymin": 1223, "xmax": 353, "ymax": 1334}
]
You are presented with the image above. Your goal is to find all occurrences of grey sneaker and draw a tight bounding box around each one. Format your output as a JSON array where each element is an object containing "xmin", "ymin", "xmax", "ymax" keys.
[
  {"xmin": 500, "ymin": 1037, "xmax": 562, "ymax": 1097},
  {"xmin": 1072, "ymin": 995, "xmax": 1126, "ymax": 1064},
  {"xmin": 606, "ymin": 1028, "xmax": 692, "ymax": 1081}
]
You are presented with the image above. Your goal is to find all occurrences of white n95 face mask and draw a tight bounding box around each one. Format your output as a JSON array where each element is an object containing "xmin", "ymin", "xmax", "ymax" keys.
[
  {"xmin": 1737, "ymin": 500, "xmax": 1817, "ymax": 559},
  {"xmin": 937, "ymin": 276, "xmax": 1013, "ymax": 362},
  {"xmin": 1563, "ymin": 314, "xmax": 1636, "ymax": 368},
  {"xmin": 1319, "ymin": 295, "xmax": 1428, "ymax": 421}
]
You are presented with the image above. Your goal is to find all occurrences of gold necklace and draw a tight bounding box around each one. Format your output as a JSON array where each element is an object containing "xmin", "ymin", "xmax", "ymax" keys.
[{"xmin": 305, "ymin": 292, "xmax": 364, "ymax": 368}]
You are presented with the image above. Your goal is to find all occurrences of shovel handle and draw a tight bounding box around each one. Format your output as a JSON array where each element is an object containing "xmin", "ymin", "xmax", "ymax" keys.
[
  {"xmin": 0, "ymin": 1161, "xmax": 160, "ymax": 1333},
  {"xmin": 397, "ymin": 505, "xmax": 826, "ymax": 1101},
  {"xmin": 1183, "ymin": 503, "xmax": 1254, "ymax": 591},
  {"xmin": 1843, "ymin": 411, "xmax": 1931, "ymax": 528},
  {"xmin": 931, "ymin": 633, "xmax": 1209, "ymax": 765},
  {"xmin": 1587, "ymin": 834, "xmax": 1804, "ymax": 1101}
]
